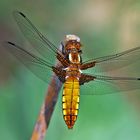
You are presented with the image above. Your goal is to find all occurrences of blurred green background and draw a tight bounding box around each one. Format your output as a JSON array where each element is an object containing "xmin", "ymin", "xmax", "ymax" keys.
[{"xmin": 0, "ymin": 0, "xmax": 140, "ymax": 140}]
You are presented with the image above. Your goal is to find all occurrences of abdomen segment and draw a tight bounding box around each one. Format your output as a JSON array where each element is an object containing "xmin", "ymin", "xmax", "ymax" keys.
[{"xmin": 62, "ymin": 76, "xmax": 80, "ymax": 129}]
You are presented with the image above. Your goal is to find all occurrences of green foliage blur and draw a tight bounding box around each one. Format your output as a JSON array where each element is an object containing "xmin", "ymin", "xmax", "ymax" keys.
[{"xmin": 0, "ymin": 0, "xmax": 140, "ymax": 140}]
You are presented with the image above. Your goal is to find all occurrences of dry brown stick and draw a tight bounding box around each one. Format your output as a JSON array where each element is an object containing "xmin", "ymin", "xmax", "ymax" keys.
[
  {"xmin": 31, "ymin": 103, "xmax": 46, "ymax": 140},
  {"xmin": 31, "ymin": 73, "xmax": 62, "ymax": 140}
]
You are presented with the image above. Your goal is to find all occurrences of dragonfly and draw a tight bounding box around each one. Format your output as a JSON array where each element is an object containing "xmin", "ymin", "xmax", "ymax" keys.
[{"xmin": 3, "ymin": 11, "xmax": 140, "ymax": 139}]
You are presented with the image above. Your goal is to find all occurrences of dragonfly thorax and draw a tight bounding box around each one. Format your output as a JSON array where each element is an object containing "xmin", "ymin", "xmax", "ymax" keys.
[
  {"xmin": 69, "ymin": 52, "xmax": 81, "ymax": 64},
  {"xmin": 63, "ymin": 35, "xmax": 82, "ymax": 64},
  {"xmin": 65, "ymin": 64, "xmax": 81, "ymax": 80}
]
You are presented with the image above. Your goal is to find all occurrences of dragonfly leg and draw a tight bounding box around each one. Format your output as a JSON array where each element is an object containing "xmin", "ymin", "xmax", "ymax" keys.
[
  {"xmin": 52, "ymin": 66, "xmax": 66, "ymax": 83},
  {"xmin": 80, "ymin": 61, "xmax": 96, "ymax": 70},
  {"xmin": 56, "ymin": 53, "xmax": 70, "ymax": 67},
  {"xmin": 79, "ymin": 73, "xmax": 95, "ymax": 85}
]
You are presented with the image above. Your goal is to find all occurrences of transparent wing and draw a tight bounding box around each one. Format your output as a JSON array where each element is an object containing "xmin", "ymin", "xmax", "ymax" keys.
[
  {"xmin": 81, "ymin": 75, "xmax": 140, "ymax": 95},
  {"xmin": 3, "ymin": 40, "xmax": 63, "ymax": 139},
  {"xmin": 13, "ymin": 11, "xmax": 63, "ymax": 63},
  {"xmin": 82, "ymin": 46, "xmax": 140, "ymax": 74},
  {"xmin": 2, "ymin": 41, "xmax": 57, "ymax": 83}
]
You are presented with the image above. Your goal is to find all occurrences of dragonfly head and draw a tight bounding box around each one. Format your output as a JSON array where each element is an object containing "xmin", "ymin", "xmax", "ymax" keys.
[
  {"xmin": 64, "ymin": 34, "xmax": 81, "ymax": 51},
  {"xmin": 64, "ymin": 35, "xmax": 81, "ymax": 53}
]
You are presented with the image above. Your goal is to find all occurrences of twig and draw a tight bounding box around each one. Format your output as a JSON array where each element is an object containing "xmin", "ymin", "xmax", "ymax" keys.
[{"xmin": 31, "ymin": 67, "xmax": 62, "ymax": 140}]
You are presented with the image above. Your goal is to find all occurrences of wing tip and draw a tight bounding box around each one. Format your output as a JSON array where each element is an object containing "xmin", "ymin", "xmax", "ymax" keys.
[
  {"xmin": 19, "ymin": 12, "xmax": 26, "ymax": 18},
  {"xmin": 7, "ymin": 41, "xmax": 15, "ymax": 46},
  {"xmin": 13, "ymin": 10, "xmax": 26, "ymax": 18}
]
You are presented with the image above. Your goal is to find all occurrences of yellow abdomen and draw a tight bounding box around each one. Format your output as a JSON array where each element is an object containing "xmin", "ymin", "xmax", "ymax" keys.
[{"xmin": 62, "ymin": 76, "xmax": 80, "ymax": 129}]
